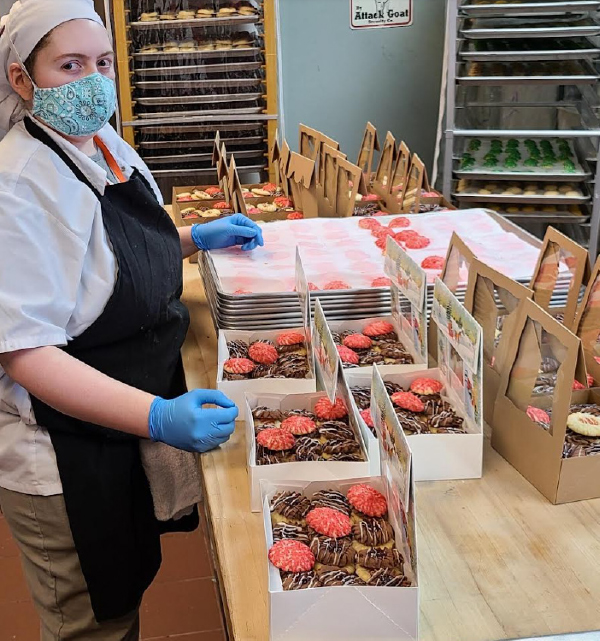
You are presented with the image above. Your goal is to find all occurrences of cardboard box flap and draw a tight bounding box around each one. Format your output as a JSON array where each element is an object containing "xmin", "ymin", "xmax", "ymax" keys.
[
  {"xmin": 212, "ymin": 131, "xmax": 221, "ymax": 167},
  {"xmin": 441, "ymin": 232, "xmax": 478, "ymax": 294},
  {"xmin": 279, "ymin": 138, "xmax": 292, "ymax": 198},
  {"xmin": 270, "ymin": 135, "xmax": 281, "ymax": 187},
  {"xmin": 299, "ymin": 124, "xmax": 320, "ymax": 161},
  {"xmin": 385, "ymin": 237, "xmax": 428, "ymax": 364},
  {"xmin": 574, "ymin": 254, "xmax": 600, "ymax": 384},
  {"xmin": 497, "ymin": 298, "xmax": 587, "ymax": 446},
  {"xmin": 529, "ymin": 227, "xmax": 590, "ymax": 329},
  {"xmin": 431, "ymin": 279, "xmax": 484, "ymax": 432},
  {"xmin": 320, "ymin": 144, "xmax": 347, "ymax": 216},
  {"xmin": 295, "ymin": 248, "xmax": 312, "ymax": 347},
  {"xmin": 391, "ymin": 141, "xmax": 411, "ymax": 199},
  {"xmin": 401, "ymin": 154, "xmax": 427, "ymax": 214},
  {"xmin": 373, "ymin": 131, "xmax": 397, "ymax": 194},
  {"xmin": 228, "ymin": 156, "xmax": 247, "ymax": 215},
  {"xmin": 357, "ymin": 121, "xmax": 380, "ymax": 178},
  {"xmin": 371, "ymin": 366, "xmax": 418, "ymax": 583},
  {"xmin": 464, "ymin": 257, "xmax": 533, "ymax": 375},
  {"xmin": 336, "ymin": 157, "xmax": 366, "ymax": 218},
  {"xmin": 287, "ymin": 152, "xmax": 317, "ymax": 189},
  {"xmin": 313, "ymin": 298, "xmax": 340, "ymax": 402}
]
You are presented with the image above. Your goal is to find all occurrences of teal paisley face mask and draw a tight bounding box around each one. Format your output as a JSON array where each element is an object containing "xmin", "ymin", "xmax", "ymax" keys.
[{"xmin": 30, "ymin": 72, "xmax": 117, "ymax": 137}]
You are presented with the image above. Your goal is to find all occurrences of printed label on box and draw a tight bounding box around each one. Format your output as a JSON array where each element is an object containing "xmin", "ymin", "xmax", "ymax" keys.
[
  {"xmin": 386, "ymin": 237, "xmax": 427, "ymax": 363},
  {"xmin": 371, "ymin": 366, "xmax": 411, "ymax": 510},
  {"xmin": 295, "ymin": 248, "xmax": 311, "ymax": 346},
  {"xmin": 313, "ymin": 299, "xmax": 340, "ymax": 402},
  {"xmin": 432, "ymin": 278, "xmax": 483, "ymax": 429},
  {"xmin": 350, "ymin": 0, "xmax": 413, "ymax": 29}
]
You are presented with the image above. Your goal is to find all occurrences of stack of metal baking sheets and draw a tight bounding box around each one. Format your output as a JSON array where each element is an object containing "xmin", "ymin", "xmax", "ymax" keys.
[{"xmin": 198, "ymin": 212, "xmax": 562, "ymax": 331}]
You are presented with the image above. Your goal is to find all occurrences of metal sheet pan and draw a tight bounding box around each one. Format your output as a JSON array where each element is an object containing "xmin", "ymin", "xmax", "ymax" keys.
[
  {"xmin": 145, "ymin": 149, "xmax": 263, "ymax": 165},
  {"xmin": 459, "ymin": 37, "xmax": 600, "ymax": 61},
  {"xmin": 461, "ymin": 16, "xmax": 600, "ymax": 38},
  {"xmin": 456, "ymin": 59, "xmax": 599, "ymax": 85},
  {"xmin": 133, "ymin": 47, "xmax": 261, "ymax": 61},
  {"xmin": 136, "ymin": 93, "xmax": 262, "ymax": 106},
  {"xmin": 460, "ymin": 1, "xmax": 600, "ymax": 17},
  {"xmin": 130, "ymin": 15, "xmax": 260, "ymax": 29},
  {"xmin": 135, "ymin": 79, "xmax": 262, "ymax": 89},
  {"xmin": 135, "ymin": 61, "xmax": 262, "ymax": 77},
  {"xmin": 140, "ymin": 123, "xmax": 264, "ymax": 135},
  {"xmin": 454, "ymin": 190, "xmax": 590, "ymax": 203},
  {"xmin": 454, "ymin": 166, "xmax": 591, "ymax": 180},
  {"xmin": 138, "ymin": 106, "xmax": 264, "ymax": 118},
  {"xmin": 139, "ymin": 135, "xmax": 264, "ymax": 149},
  {"xmin": 150, "ymin": 163, "xmax": 265, "ymax": 176}
]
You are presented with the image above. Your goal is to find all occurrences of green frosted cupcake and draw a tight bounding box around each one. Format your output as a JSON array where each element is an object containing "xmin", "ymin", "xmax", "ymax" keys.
[{"xmin": 524, "ymin": 157, "xmax": 539, "ymax": 167}]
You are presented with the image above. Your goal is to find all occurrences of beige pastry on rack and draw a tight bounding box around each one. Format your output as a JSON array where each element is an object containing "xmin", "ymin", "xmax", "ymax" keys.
[
  {"xmin": 197, "ymin": 8, "xmax": 215, "ymax": 17},
  {"xmin": 139, "ymin": 11, "xmax": 158, "ymax": 21},
  {"xmin": 159, "ymin": 12, "xmax": 176, "ymax": 20},
  {"xmin": 218, "ymin": 6, "xmax": 238, "ymax": 16},
  {"xmin": 177, "ymin": 9, "xmax": 196, "ymax": 19}
]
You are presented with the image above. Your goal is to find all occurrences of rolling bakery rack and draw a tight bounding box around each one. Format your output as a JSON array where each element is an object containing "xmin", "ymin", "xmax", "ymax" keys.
[
  {"xmin": 108, "ymin": 0, "xmax": 278, "ymax": 195},
  {"xmin": 439, "ymin": 0, "xmax": 600, "ymax": 258}
]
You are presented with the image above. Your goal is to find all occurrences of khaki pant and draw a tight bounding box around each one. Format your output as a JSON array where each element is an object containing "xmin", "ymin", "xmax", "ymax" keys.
[{"xmin": 0, "ymin": 487, "xmax": 139, "ymax": 641}]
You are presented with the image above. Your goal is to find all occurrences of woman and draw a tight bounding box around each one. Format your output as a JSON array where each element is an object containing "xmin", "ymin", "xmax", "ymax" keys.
[{"xmin": 0, "ymin": 1, "xmax": 264, "ymax": 639}]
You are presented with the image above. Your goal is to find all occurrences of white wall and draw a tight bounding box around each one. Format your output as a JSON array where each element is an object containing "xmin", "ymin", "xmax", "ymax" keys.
[{"xmin": 277, "ymin": 0, "xmax": 446, "ymax": 169}]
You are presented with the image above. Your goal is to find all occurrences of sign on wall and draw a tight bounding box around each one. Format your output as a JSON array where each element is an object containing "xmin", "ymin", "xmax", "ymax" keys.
[{"xmin": 350, "ymin": 0, "xmax": 413, "ymax": 29}]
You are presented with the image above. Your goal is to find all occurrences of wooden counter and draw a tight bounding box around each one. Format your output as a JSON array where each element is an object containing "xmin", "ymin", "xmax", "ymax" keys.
[{"xmin": 180, "ymin": 258, "xmax": 600, "ymax": 641}]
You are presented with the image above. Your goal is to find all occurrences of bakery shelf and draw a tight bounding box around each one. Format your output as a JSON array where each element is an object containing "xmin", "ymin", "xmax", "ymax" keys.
[
  {"xmin": 460, "ymin": 0, "xmax": 600, "ymax": 18},
  {"xmin": 139, "ymin": 123, "xmax": 264, "ymax": 136},
  {"xmin": 453, "ymin": 163, "xmax": 592, "ymax": 181},
  {"xmin": 456, "ymin": 59, "xmax": 599, "ymax": 85},
  {"xmin": 460, "ymin": 16, "xmax": 600, "ymax": 38},
  {"xmin": 134, "ymin": 61, "xmax": 263, "ymax": 77},
  {"xmin": 132, "ymin": 47, "xmax": 261, "ymax": 61},
  {"xmin": 453, "ymin": 180, "xmax": 591, "ymax": 203},
  {"xmin": 459, "ymin": 37, "xmax": 600, "ymax": 61},
  {"xmin": 130, "ymin": 15, "xmax": 260, "ymax": 30}
]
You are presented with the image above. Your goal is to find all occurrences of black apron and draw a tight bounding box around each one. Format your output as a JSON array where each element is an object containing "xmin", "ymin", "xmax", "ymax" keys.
[{"xmin": 24, "ymin": 117, "xmax": 198, "ymax": 623}]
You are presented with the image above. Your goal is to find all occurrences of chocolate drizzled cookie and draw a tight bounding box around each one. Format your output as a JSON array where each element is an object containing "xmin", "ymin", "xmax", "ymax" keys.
[
  {"xmin": 270, "ymin": 491, "xmax": 311, "ymax": 521},
  {"xmin": 272, "ymin": 523, "xmax": 309, "ymax": 543},
  {"xmin": 356, "ymin": 547, "xmax": 403, "ymax": 570},
  {"xmin": 282, "ymin": 571, "xmax": 321, "ymax": 590},
  {"xmin": 318, "ymin": 422, "xmax": 356, "ymax": 442},
  {"xmin": 367, "ymin": 569, "xmax": 410, "ymax": 587},
  {"xmin": 310, "ymin": 490, "xmax": 351, "ymax": 516},
  {"xmin": 351, "ymin": 386, "xmax": 372, "ymax": 410},
  {"xmin": 320, "ymin": 570, "xmax": 366, "ymax": 586},
  {"xmin": 310, "ymin": 535, "xmax": 355, "ymax": 567},
  {"xmin": 295, "ymin": 436, "xmax": 323, "ymax": 461},
  {"xmin": 252, "ymin": 407, "xmax": 284, "ymax": 422},
  {"xmin": 226, "ymin": 340, "xmax": 248, "ymax": 358},
  {"xmin": 352, "ymin": 517, "xmax": 394, "ymax": 547},
  {"xmin": 275, "ymin": 353, "xmax": 308, "ymax": 378},
  {"xmin": 323, "ymin": 438, "xmax": 361, "ymax": 456}
]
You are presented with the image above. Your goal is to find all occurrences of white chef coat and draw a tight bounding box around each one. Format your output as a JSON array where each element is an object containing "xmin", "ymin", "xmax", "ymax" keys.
[{"xmin": 0, "ymin": 116, "xmax": 163, "ymax": 496}]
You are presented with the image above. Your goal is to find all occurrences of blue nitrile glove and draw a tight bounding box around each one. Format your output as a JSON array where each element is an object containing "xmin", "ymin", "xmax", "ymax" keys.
[
  {"xmin": 191, "ymin": 213, "xmax": 264, "ymax": 251},
  {"xmin": 148, "ymin": 389, "xmax": 239, "ymax": 453}
]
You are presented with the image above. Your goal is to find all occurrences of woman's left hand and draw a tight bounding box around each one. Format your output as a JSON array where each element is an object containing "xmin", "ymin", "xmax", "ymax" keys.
[{"xmin": 191, "ymin": 214, "xmax": 264, "ymax": 251}]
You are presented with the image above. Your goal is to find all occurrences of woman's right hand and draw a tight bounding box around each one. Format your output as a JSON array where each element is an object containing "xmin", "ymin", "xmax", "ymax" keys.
[{"xmin": 148, "ymin": 389, "xmax": 238, "ymax": 453}]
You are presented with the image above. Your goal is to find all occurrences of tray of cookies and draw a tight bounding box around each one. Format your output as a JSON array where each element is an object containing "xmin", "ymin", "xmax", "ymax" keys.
[
  {"xmin": 134, "ymin": 78, "xmax": 262, "ymax": 90},
  {"xmin": 459, "ymin": 37, "xmax": 600, "ymax": 61},
  {"xmin": 460, "ymin": 15, "xmax": 600, "ymax": 38},
  {"xmin": 455, "ymin": 137, "xmax": 590, "ymax": 180},
  {"xmin": 245, "ymin": 390, "xmax": 374, "ymax": 511},
  {"xmin": 131, "ymin": 13, "xmax": 259, "ymax": 30},
  {"xmin": 456, "ymin": 59, "xmax": 599, "ymax": 84},
  {"xmin": 460, "ymin": 0, "xmax": 600, "ymax": 18},
  {"xmin": 262, "ymin": 478, "xmax": 418, "ymax": 640},
  {"xmin": 454, "ymin": 178, "xmax": 590, "ymax": 203},
  {"xmin": 136, "ymin": 92, "xmax": 263, "ymax": 106}
]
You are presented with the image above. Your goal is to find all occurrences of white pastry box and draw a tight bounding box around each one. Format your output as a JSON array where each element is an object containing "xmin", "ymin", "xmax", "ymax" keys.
[
  {"xmin": 245, "ymin": 385, "xmax": 372, "ymax": 512},
  {"xmin": 326, "ymin": 314, "xmax": 426, "ymax": 377},
  {"xmin": 347, "ymin": 367, "xmax": 483, "ymax": 482},
  {"xmin": 261, "ymin": 476, "xmax": 418, "ymax": 640},
  {"xmin": 216, "ymin": 328, "xmax": 317, "ymax": 418}
]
